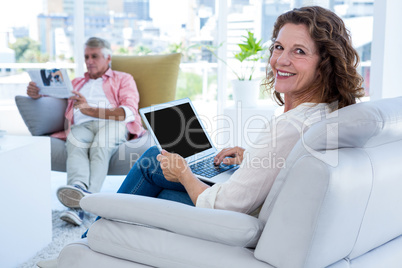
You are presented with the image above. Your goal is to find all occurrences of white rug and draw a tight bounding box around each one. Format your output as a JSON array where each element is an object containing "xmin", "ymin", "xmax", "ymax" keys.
[{"xmin": 18, "ymin": 210, "xmax": 96, "ymax": 268}]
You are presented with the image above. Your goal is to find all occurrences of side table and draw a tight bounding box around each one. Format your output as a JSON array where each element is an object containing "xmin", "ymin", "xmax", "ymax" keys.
[{"xmin": 0, "ymin": 135, "xmax": 52, "ymax": 267}]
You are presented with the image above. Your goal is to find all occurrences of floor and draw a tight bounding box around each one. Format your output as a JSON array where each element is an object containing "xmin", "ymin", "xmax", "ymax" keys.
[{"xmin": 50, "ymin": 171, "xmax": 125, "ymax": 211}]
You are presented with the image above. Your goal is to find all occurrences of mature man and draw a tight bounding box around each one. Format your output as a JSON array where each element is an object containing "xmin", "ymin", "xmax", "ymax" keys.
[{"xmin": 27, "ymin": 37, "xmax": 144, "ymax": 225}]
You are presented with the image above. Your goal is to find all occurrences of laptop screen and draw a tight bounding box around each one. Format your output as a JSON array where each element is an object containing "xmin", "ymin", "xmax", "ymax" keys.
[{"xmin": 143, "ymin": 102, "xmax": 213, "ymax": 158}]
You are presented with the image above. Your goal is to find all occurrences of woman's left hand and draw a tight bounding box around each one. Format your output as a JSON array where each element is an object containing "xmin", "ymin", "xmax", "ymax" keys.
[{"xmin": 156, "ymin": 150, "xmax": 191, "ymax": 183}]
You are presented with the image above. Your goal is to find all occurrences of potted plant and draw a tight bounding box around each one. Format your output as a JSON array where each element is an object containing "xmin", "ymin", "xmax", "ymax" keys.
[
  {"xmin": 230, "ymin": 31, "xmax": 266, "ymax": 107},
  {"xmin": 203, "ymin": 30, "xmax": 267, "ymax": 107},
  {"xmin": 232, "ymin": 30, "xmax": 266, "ymax": 81}
]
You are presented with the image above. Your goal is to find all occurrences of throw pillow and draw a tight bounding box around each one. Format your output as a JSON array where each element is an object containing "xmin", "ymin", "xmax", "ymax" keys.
[{"xmin": 15, "ymin": 95, "xmax": 67, "ymax": 136}]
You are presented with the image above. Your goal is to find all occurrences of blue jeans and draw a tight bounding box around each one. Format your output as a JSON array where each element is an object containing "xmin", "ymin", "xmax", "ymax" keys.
[
  {"xmin": 116, "ymin": 146, "xmax": 193, "ymax": 204},
  {"xmin": 82, "ymin": 146, "xmax": 193, "ymax": 238}
]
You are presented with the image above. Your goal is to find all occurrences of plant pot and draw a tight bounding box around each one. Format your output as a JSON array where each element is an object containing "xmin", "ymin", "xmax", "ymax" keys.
[{"xmin": 232, "ymin": 79, "xmax": 261, "ymax": 108}]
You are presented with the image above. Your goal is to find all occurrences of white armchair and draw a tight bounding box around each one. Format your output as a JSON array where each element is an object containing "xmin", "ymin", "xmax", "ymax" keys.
[{"xmin": 58, "ymin": 97, "xmax": 402, "ymax": 268}]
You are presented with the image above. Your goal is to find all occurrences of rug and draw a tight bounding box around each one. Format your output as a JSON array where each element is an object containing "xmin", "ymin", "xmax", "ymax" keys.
[{"xmin": 18, "ymin": 210, "xmax": 96, "ymax": 268}]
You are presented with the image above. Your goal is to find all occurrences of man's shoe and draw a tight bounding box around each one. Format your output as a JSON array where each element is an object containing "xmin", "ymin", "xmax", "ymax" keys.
[
  {"xmin": 60, "ymin": 209, "xmax": 84, "ymax": 226},
  {"xmin": 57, "ymin": 184, "xmax": 92, "ymax": 208}
]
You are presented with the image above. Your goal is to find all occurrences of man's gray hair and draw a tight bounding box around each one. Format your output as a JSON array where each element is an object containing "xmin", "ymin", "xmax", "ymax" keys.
[{"xmin": 85, "ymin": 37, "xmax": 112, "ymax": 59}]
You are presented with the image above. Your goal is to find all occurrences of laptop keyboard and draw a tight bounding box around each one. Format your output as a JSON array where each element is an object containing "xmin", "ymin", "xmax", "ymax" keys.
[{"xmin": 189, "ymin": 156, "xmax": 238, "ymax": 178}]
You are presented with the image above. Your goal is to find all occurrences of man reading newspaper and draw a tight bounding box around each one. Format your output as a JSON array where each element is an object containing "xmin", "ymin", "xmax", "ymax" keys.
[
  {"xmin": 27, "ymin": 68, "xmax": 74, "ymax": 98},
  {"xmin": 26, "ymin": 37, "xmax": 144, "ymax": 226}
]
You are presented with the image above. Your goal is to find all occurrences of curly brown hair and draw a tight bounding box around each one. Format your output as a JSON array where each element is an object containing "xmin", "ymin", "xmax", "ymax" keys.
[{"xmin": 265, "ymin": 6, "xmax": 365, "ymax": 109}]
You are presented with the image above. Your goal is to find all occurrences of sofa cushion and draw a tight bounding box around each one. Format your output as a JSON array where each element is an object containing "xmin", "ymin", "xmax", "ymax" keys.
[
  {"xmin": 50, "ymin": 137, "xmax": 68, "ymax": 171},
  {"xmin": 86, "ymin": 219, "xmax": 271, "ymax": 268},
  {"xmin": 81, "ymin": 193, "xmax": 264, "ymax": 248},
  {"xmin": 58, "ymin": 239, "xmax": 149, "ymax": 268},
  {"xmin": 111, "ymin": 53, "xmax": 181, "ymax": 110},
  {"xmin": 15, "ymin": 95, "xmax": 67, "ymax": 136}
]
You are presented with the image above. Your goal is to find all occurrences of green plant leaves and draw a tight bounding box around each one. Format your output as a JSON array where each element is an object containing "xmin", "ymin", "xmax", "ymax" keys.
[
  {"xmin": 233, "ymin": 31, "xmax": 265, "ymax": 63},
  {"xmin": 191, "ymin": 30, "xmax": 267, "ymax": 80}
]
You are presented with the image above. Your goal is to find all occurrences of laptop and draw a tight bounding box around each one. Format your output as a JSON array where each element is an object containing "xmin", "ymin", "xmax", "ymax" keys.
[{"xmin": 139, "ymin": 98, "xmax": 239, "ymax": 184}]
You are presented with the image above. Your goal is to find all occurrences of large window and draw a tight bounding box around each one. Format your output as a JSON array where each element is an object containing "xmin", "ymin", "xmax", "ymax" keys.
[{"xmin": 0, "ymin": 0, "xmax": 374, "ymax": 134}]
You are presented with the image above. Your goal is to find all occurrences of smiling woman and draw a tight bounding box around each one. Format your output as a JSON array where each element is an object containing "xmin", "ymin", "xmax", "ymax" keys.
[
  {"xmin": 270, "ymin": 23, "xmax": 321, "ymax": 112},
  {"xmin": 77, "ymin": 6, "xmax": 366, "ymax": 224},
  {"xmin": 265, "ymin": 6, "xmax": 365, "ymax": 111}
]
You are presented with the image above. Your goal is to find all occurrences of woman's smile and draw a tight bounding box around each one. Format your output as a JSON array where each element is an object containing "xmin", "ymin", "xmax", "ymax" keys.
[{"xmin": 276, "ymin": 69, "xmax": 296, "ymax": 78}]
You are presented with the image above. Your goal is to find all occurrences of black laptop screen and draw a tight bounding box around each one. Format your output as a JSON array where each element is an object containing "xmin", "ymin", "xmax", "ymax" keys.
[{"xmin": 144, "ymin": 102, "xmax": 213, "ymax": 158}]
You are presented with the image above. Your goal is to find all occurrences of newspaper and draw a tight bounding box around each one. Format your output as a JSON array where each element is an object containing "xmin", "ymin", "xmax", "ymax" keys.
[{"xmin": 27, "ymin": 69, "xmax": 74, "ymax": 99}]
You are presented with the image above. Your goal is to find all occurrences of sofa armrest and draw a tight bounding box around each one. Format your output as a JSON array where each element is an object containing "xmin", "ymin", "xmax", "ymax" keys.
[{"xmin": 80, "ymin": 193, "xmax": 264, "ymax": 248}]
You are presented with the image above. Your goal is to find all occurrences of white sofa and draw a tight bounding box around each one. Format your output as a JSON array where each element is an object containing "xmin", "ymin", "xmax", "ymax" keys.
[{"xmin": 58, "ymin": 97, "xmax": 402, "ymax": 268}]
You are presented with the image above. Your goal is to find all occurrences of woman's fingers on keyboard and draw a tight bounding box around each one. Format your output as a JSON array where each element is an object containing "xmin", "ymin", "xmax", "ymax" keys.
[
  {"xmin": 214, "ymin": 147, "xmax": 237, "ymax": 165},
  {"xmin": 215, "ymin": 147, "xmax": 245, "ymax": 165}
]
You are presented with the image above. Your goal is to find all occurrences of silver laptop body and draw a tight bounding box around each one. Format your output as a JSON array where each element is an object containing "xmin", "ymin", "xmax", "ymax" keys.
[{"xmin": 139, "ymin": 98, "xmax": 238, "ymax": 184}]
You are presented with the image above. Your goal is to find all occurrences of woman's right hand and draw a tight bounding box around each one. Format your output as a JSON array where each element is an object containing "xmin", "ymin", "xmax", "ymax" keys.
[
  {"xmin": 214, "ymin": 146, "xmax": 245, "ymax": 166},
  {"xmin": 27, "ymin": 82, "xmax": 42, "ymax": 99}
]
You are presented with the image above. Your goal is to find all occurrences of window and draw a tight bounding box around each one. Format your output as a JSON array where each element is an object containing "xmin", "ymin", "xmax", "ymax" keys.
[{"xmin": 0, "ymin": 0, "xmax": 374, "ymax": 134}]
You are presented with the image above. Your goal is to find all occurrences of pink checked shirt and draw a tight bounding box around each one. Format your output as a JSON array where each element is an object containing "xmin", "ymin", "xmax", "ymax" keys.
[{"xmin": 51, "ymin": 68, "xmax": 145, "ymax": 140}]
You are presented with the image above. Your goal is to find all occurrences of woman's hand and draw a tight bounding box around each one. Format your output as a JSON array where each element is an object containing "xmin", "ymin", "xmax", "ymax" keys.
[
  {"xmin": 156, "ymin": 150, "xmax": 191, "ymax": 183},
  {"xmin": 214, "ymin": 146, "xmax": 245, "ymax": 166},
  {"xmin": 27, "ymin": 82, "xmax": 42, "ymax": 99},
  {"xmin": 157, "ymin": 149, "xmax": 211, "ymax": 205}
]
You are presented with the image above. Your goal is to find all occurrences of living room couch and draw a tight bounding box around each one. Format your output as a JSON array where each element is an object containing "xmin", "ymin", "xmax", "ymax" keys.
[
  {"xmin": 15, "ymin": 53, "xmax": 181, "ymax": 175},
  {"xmin": 57, "ymin": 97, "xmax": 402, "ymax": 267}
]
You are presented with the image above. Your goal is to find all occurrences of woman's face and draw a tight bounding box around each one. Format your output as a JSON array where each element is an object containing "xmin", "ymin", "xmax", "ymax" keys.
[{"xmin": 270, "ymin": 23, "xmax": 320, "ymax": 102}]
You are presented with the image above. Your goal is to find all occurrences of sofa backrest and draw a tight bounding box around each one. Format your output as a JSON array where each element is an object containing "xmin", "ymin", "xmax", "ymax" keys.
[
  {"xmin": 111, "ymin": 53, "xmax": 181, "ymax": 110},
  {"xmin": 254, "ymin": 97, "xmax": 402, "ymax": 267}
]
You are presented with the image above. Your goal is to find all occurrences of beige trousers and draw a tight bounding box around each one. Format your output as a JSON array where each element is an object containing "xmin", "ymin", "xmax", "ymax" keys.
[{"xmin": 66, "ymin": 120, "xmax": 127, "ymax": 193}]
